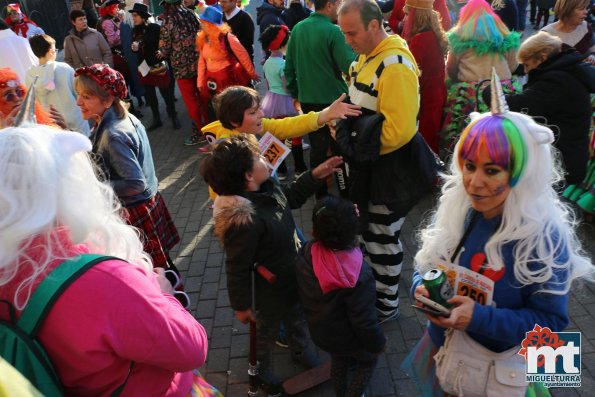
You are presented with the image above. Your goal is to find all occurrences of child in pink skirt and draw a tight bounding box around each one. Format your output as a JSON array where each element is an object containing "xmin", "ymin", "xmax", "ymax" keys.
[{"xmin": 259, "ymin": 25, "xmax": 308, "ymax": 180}]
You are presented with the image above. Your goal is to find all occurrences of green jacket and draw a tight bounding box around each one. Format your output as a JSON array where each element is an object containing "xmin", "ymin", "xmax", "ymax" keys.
[{"xmin": 285, "ymin": 13, "xmax": 355, "ymax": 104}]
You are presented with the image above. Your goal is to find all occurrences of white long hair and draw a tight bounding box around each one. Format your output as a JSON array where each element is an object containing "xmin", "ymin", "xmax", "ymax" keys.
[
  {"xmin": 415, "ymin": 111, "xmax": 593, "ymax": 294},
  {"xmin": 0, "ymin": 126, "xmax": 152, "ymax": 310}
]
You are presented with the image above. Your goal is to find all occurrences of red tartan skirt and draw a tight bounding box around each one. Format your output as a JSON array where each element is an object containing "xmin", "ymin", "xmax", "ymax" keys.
[{"xmin": 121, "ymin": 192, "xmax": 180, "ymax": 268}]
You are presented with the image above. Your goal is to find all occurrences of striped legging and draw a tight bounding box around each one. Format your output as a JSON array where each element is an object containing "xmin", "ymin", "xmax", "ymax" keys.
[{"xmin": 361, "ymin": 203, "xmax": 406, "ymax": 319}]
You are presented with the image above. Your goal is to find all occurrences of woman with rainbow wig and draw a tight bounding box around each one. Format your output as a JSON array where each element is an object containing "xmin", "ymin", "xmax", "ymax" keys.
[
  {"xmin": 441, "ymin": 0, "xmax": 521, "ymax": 157},
  {"xmin": 402, "ymin": 71, "xmax": 593, "ymax": 397}
]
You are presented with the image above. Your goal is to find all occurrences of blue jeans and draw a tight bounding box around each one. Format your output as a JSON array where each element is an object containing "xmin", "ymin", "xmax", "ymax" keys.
[{"xmin": 517, "ymin": 0, "xmax": 528, "ymax": 30}]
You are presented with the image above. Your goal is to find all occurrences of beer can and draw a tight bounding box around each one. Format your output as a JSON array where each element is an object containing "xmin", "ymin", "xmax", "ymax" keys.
[{"xmin": 422, "ymin": 269, "xmax": 453, "ymax": 308}]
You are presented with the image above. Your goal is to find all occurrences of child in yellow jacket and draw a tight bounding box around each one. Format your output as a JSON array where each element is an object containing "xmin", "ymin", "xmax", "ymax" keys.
[{"xmin": 201, "ymin": 86, "xmax": 361, "ymax": 199}]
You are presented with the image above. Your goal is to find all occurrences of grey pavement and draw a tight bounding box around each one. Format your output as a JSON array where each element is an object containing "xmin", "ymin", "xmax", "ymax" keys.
[{"xmin": 141, "ymin": 7, "xmax": 595, "ymax": 397}]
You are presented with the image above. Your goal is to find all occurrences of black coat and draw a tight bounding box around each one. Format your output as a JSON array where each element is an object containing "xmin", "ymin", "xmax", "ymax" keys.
[
  {"xmin": 505, "ymin": 50, "xmax": 595, "ymax": 184},
  {"xmin": 213, "ymin": 173, "xmax": 322, "ymax": 314},
  {"xmin": 296, "ymin": 243, "xmax": 386, "ymax": 355},
  {"xmin": 256, "ymin": 1, "xmax": 285, "ymax": 34},
  {"xmin": 282, "ymin": 3, "xmax": 311, "ymax": 30},
  {"xmin": 131, "ymin": 23, "xmax": 161, "ymax": 67}
]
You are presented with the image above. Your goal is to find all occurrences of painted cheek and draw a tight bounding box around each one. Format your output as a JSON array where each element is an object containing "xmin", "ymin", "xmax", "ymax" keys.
[{"xmin": 492, "ymin": 184, "xmax": 508, "ymax": 195}]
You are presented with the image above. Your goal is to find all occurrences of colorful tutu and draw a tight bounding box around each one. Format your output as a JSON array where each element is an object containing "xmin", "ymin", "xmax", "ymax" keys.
[
  {"xmin": 400, "ymin": 330, "xmax": 444, "ymax": 397},
  {"xmin": 401, "ymin": 330, "xmax": 552, "ymax": 396},
  {"xmin": 440, "ymin": 78, "xmax": 522, "ymax": 158},
  {"xmin": 261, "ymin": 91, "xmax": 298, "ymax": 119},
  {"xmin": 563, "ymin": 155, "xmax": 595, "ymax": 215},
  {"xmin": 186, "ymin": 369, "xmax": 223, "ymax": 397}
]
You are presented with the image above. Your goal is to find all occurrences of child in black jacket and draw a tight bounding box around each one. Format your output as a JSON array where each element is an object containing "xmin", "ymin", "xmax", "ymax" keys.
[
  {"xmin": 296, "ymin": 196, "xmax": 386, "ymax": 397},
  {"xmin": 200, "ymin": 134, "xmax": 343, "ymax": 394}
]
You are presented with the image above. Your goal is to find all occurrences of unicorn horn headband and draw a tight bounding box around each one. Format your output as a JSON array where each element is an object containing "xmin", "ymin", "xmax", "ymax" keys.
[
  {"xmin": 490, "ymin": 67, "xmax": 508, "ymax": 115},
  {"xmin": 12, "ymin": 76, "xmax": 38, "ymax": 126}
]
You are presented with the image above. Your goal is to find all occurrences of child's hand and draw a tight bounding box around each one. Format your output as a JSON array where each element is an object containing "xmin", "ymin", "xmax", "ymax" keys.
[
  {"xmin": 311, "ymin": 156, "xmax": 343, "ymax": 180},
  {"xmin": 317, "ymin": 93, "xmax": 362, "ymax": 126},
  {"xmin": 235, "ymin": 309, "xmax": 256, "ymax": 324}
]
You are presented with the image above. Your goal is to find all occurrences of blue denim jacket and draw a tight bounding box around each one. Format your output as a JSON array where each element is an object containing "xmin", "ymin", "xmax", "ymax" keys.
[{"xmin": 91, "ymin": 108, "xmax": 158, "ymax": 208}]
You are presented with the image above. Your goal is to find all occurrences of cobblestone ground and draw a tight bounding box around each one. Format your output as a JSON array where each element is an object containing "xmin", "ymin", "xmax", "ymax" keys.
[{"xmin": 143, "ymin": 5, "xmax": 595, "ymax": 396}]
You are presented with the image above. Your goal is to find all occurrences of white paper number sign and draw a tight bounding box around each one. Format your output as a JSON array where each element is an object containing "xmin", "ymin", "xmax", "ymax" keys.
[{"xmin": 259, "ymin": 132, "xmax": 290, "ymax": 173}]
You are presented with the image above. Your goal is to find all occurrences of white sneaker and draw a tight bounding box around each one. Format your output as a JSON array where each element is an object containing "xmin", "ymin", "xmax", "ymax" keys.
[{"xmin": 302, "ymin": 142, "xmax": 310, "ymax": 150}]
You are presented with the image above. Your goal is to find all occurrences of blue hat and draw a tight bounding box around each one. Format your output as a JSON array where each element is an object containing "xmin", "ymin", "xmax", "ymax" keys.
[{"xmin": 199, "ymin": 6, "xmax": 223, "ymax": 25}]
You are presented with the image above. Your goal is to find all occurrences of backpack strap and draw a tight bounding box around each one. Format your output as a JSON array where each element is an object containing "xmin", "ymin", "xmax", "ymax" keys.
[
  {"xmin": 17, "ymin": 254, "xmax": 118, "ymax": 337},
  {"xmin": 223, "ymin": 33, "xmax": 240, "ymax": 63}
]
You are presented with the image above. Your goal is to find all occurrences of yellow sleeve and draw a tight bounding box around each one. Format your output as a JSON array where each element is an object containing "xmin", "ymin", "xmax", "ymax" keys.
[
  {"xmin": 260, "ymin": 111, "xmax": 321, "ymax": 140},
  {"xmin": 0, "ymin": 359, "xmax": 43, "ymax": 397},
  {"xmin": 377, "ymin": 64, "xmax": 419, "ymax": 155}
]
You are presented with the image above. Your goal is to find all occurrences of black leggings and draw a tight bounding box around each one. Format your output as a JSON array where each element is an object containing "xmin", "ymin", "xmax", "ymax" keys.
[
  {"xmin": 144, "ymin": 80, "xmax": 176, "ymax": 120},
  {"xmin": 535, "ymin": 7, "xmax": 551, "ymax": 28}
]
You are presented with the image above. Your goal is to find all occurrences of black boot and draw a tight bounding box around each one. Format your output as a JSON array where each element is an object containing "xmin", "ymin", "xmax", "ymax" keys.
[
  {"xmin": 171, "ymin": 114, "xmax": 181, "ymax": 130},
  {"xmin": 148, "ymin": 116, "xmax": 163, "ymax": 131}
]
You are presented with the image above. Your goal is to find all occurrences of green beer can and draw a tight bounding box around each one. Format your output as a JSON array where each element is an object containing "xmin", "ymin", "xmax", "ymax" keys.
[{"xmin": 422, "ymin": 269, "xmax": 453, "ymax": 308}]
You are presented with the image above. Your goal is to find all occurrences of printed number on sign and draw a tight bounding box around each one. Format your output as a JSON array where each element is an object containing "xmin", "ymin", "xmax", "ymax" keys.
[
  {"xmin": 263, "ymin": 142, "xmax": 282, "ymax": 165},
  {"xmin": 458, "ymin": 283, "xmax": 486, "ymax": 305}
]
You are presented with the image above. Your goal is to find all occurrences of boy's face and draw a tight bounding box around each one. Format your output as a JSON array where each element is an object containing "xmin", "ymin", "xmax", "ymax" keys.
[
  {"xmin": 47, "ymin": 44, "xmax": 57, "ymax": 61},
  {"xmin": 235, "ymin": 101, "xmax": 264, "ymax": 134},
  {"xmin": 245, "ymin": 154, "xmax": 271, "ymax": 191}
]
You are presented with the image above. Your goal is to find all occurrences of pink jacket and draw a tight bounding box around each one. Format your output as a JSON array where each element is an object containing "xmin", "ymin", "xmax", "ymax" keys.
[
  {"xmin": 0, "ymin": 236, "xmax": 208, "ymax": 397},
  {"xmin": 197, "ymin": 32, "xmax": 257, "ymax": 89},
  {"xmin": 101, "ymin": 17, "xmax": 121, "ymax": 48}
]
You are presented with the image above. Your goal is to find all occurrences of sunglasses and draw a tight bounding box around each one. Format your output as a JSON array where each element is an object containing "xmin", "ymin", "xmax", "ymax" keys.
[
  {"xmin": 2, "ymin": 87, "xmax": 25, "ymax": 103},
  {"xmin": 164, "ymin": 269, "xmax": 191, "ymax": 309}
]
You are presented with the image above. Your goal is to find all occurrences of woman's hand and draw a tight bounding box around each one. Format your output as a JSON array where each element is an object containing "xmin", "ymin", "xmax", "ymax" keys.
[
  {"xmin": 235, "ymin": 309, "xmax": 256, "ymax": 324},
  {"xmin": 49, "ymin": 105, "xmax": 68, "ymax": 129},
  {"xmin": 317, "ymin": 93, "xmax": 361, "ymax": 126},
  {"xmin": 154, "ymin": 267, "xmax": 174, "ymax": 295},
  {"xmin": 311, "ymin": 156, "xmax": 343, "ymax": 180},
  {"xmin": 427, "ymin": 295, "xmax": 475, "ymax": 331},
  {"xmin": 585, "ymin": 55, "xmax": 595, "ymax": 65},
  {"xmin": 0, "ymin": 106, "xmax": 20, "ymax": 128},
  {"xmin": 414, "ymin": 285, "xmax": 430, "ymax": 303}
]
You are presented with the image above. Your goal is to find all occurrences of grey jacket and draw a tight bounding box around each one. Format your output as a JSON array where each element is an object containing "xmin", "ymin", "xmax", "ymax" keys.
[{"xmin": 63, "ymin": 28, "xmax": 113, "ymax": 69}]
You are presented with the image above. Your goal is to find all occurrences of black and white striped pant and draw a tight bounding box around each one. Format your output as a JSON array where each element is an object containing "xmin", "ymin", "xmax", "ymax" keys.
[{"xmin": 361, "ymin": 203, "xmax": 405, "ymax": 319}]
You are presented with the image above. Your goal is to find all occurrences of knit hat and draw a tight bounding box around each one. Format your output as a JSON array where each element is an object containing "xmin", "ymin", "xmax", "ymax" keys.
[{"xmin": 74, "ymin": 64, "xmax": 128, "ymax": 100}]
